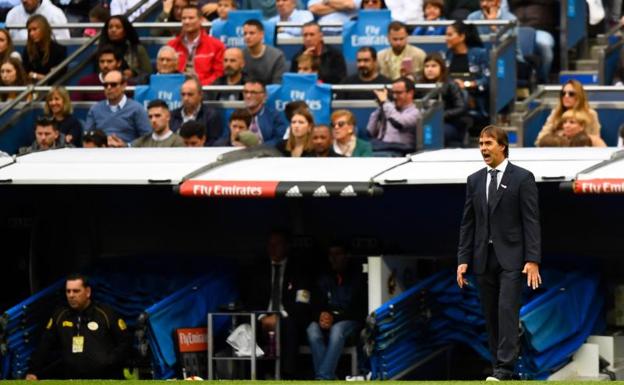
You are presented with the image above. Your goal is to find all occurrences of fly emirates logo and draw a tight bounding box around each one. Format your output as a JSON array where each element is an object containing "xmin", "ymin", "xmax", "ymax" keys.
[
  {"xmin": 181, "ymin": 181, "xmax": 279, "ymax": 198},
  {"xmin": 193, "ymin": 183, "xmax": 264, "ymax": 197}
]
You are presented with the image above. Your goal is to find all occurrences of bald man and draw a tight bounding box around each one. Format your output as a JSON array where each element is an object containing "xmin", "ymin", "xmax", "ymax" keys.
[{"xmin": 209, "ymin": 47, "xmax": 247, "ymax": 101}]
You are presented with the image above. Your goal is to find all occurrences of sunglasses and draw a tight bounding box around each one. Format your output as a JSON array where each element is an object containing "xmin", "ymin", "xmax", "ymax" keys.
[
  {"xmin": 103, "ymin": 82, "xmax": 120, "ymax": 88},
  {"xmin": 560, "ymin": 90, "xmax": 576, "ymax": 97},
  {"xmin": 332, "ymin": 121, "xmax": 349, "ymax": 128}
]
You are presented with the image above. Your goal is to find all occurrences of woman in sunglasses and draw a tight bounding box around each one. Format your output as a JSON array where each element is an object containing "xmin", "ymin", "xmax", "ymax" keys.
[
  {"xmin": 330, "ymin": 109, "xmax": 372, "ymax": 157},
  {"xmin": 534, "ymin": 79, "xmax": 601, "ymax": 145}
]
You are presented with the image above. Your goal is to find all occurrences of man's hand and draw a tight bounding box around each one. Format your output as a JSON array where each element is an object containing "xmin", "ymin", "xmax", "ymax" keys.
[
  {"xmin": 457, "ymin": 264, "xmax": 469, "ymax": 288},
  {"xmin": 319, "ymin": 311, "xmax": 333, "ymax": 330},
  {"xmin": 261, "ymin": 314, "xmax": 278, "ymax": 332},
  {"xmin": 373, "ymin": 89, "xmax": 388, "ymax": 104},
  {"xmin": 25, "ymin": 374, "xmax": 37, "ymax": 381},
  {"xmin": 303, "ymin": 46, "xmax": 317, "ymax": 57},
  {"xmin": 522, "ymin": 262, "xmax": 541, "ymax": 290},
  {"xmin": 107, "ymin": 134, "xmax": 126, "ymax": 148}
]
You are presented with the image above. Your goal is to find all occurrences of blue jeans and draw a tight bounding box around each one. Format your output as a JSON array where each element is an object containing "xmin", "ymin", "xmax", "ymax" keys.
[
  {"xmin": 535, "ymin": 30, "xmax": 555, "ymax": 82},
  {"xmin": 306, "ymin": 320, "xmax": 359, "ymax": 380}
]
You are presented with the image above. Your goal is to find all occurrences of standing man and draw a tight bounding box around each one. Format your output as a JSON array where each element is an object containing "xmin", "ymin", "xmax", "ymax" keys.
[
  {"xmin": 167, "ymin": 5, "xmax": 225, "ymax": 85},
  {"xmin": 457, "ymin": 125, "xmax": 541, "ymax": 381},
  {"xmin": 377, "ymin": 21, "xmax": 426, "ymax": 81},
  {"xmin": 290, "ymin": 21, "xmax": 346, "ymax": 84},
  {"xmin": 26, "ymin": 274, "xmax": 130, "ymax": 379},
  {"xmin": 242, "ymin": 19, "xmax": 287, "ymax": 85},
  {"xmin": 132, "ymin": 99, "xmax": 185, "ymax": 147},
  {"xmin": 339, "ymin": 47, "xmax": 390, "ymax": 100}
]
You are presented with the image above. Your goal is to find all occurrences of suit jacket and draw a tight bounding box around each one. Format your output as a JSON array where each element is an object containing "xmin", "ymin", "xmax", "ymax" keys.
[
  {"xmin": 170, "ymin": 104, "xmax": 223, "ymax": 146},
  {"xmin": 247, "ymin": 259, "xmax": 313, "ymax": 325},
  {"xmin": 254, "ymin": 106, "xmax": 288, "ymax": 146},
  {"xmin": 457, "ymin": 161, "xmax": 541, "ymax": 274}
]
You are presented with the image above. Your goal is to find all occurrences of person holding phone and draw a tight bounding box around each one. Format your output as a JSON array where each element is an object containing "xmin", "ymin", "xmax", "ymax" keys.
[{"xmin": 378, "ymin": 21, "xmax": 425, "ymax": 81}]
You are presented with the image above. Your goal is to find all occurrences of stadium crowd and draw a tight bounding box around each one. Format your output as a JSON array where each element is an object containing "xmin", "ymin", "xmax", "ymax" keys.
[{"xmin": 0, "ymin": 0, "xmax": 616, "ymax": 156}]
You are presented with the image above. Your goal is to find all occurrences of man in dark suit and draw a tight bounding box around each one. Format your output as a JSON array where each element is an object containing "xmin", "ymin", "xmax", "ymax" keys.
[
  {"xmin": 247, "ymin": 230, "xmax": 313, "ymax": 379},
  {"xmin": 457, "ymin": 125, "xmax": 542, "ymax": 381}
]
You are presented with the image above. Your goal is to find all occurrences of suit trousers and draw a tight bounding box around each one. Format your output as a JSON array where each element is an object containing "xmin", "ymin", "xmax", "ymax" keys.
[{"xmin": 476, "ymin": 244, "xmax": 523, "ymax": 376}]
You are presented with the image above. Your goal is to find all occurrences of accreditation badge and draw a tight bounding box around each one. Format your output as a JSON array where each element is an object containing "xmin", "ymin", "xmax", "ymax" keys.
[{"xmin": 72, "ymin": 336, "xmax": 84, "ymax": 353}]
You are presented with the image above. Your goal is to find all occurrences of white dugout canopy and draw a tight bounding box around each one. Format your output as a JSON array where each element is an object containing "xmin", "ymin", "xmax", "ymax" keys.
[{"xmin": 0, "ymin": 147, "xmax": 621, "ymax": 197}]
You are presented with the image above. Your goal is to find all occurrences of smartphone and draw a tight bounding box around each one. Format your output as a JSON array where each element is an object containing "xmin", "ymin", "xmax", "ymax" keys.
[{"xmin": 401, "ymin": 57, "xmax": 413, "ymax": 75}]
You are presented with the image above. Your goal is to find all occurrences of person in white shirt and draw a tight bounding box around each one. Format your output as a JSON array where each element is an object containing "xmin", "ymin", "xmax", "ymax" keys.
[
  {"xmin": 268, "ymin": 0, "xmax": 314, "ymax": 38},
  {"xmin": 110, "ymin": 0, "xmax": 159, "ymax": 21},
  {"xmin": 6, "ymin": 0, "xmax": 69, "ymax": 40}
]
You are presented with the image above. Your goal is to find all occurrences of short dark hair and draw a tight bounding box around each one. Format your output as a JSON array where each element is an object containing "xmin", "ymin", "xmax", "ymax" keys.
[
  {"xmin": 35, "ymin": 116, "xmax": 57, "ymax": 131},
  {"xmin": 147, "ymin": 99, "xmax": 169, "ymax": 110},
  {"xmin": 244, "ymin": 78, "xmax": 266, "ymax": 90},
  {"xmin": 181, "ymin": 4, "xmax": 201, "ymax": 16},
  {"xmin": 357, "ymin": 46, "xmax": 377, "ymax": 59},
  {"xmin": 393, "ymin": 76, "xmax": 414, "ymax": 93},
  {"xmin": 303, "ymin": 20, "xmax": 320, "ymax": 31},
  {"xmin": 285, "ymin": 100, "xmax": 309, "ymax": 122},
  {"xmin": 569, "ymin": 132, "xmax": 593, "ymax": 147},
  {"xmin": 388, "ymin": 20, "xmax": 407, "ymax": 34},
  {"xmin": 83, "ymin": 129, "xmax": 108, "ymax": 147},
  {"xmin": 229, "ymin": 108, "xmax": 252, "ymax": 127},
  {"xmin": 89, "ymin": 4, "xmax": 110, "ymax": 22},
  {"xmin": 66, "ymin": 273, "xmax": 90, "ymax": 288},
  {"xmin": 179, "ymin": 121, "xmax": 206, "ymax": 139},
  {"xmin": 480, "ymin": 125, "xmax": 509, "ymax": 158},
  {"xmin": 243, "ymin": 19, "xmax": 264, "ymax": 31},
  {"xmin": 97, "ymin": 44, "xmax": 123, "ymax": 62}
]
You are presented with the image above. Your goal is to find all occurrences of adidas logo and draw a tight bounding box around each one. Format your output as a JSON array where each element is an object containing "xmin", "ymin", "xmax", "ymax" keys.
[
  {"xmin": 340, "ymin": 185, "xmax": 357, "ymax": 197},
  {"xmin": 313, "ymin": 185, "xmax": 330, "ymax": 197},
  {"xmin": 286, "ymin": 186, "xmax": 302, "ymax": 197}
]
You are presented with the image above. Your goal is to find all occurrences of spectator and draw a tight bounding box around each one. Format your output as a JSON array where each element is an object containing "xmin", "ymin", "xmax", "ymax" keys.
[
  {"xmin": 534, "ymin": 80, "xmax": 601, "ymax": 145},
  {"xmin": 378, "ymin": 21, "xmax": 426, "ymax": 81},
  {"xmin": 241, "ymin": 0, "xmax": 304, "ymax": 18},
  {"xmin": 198, "ymin": 0, "xmax": 218, "ymax": 19},
  {"xmin": 307, "ymin": 124, "xmax": 342, "ymax": 157},
  {"xmin": 131, "ymin": 99, "xmax": 185, "ymax": 147},
  {"xmin": 445, "ymin": 21, "xmax": 489, "ymax": 133},
  {"xmin": 83, "ymin": 129, "xmax": 108, "ymax": 147},
  {"xmin": 276, "ymin": 107, "xmax": 314, "ymax": 157},
  {"xmin": 247, "ymin": 230, "xmax": 313, "ymax": 380},
  {"xmin": 558, "ymin": 110, "xmax": 605, "ymax": 147},
  {"xmin": 569, "ymin": 131, "xmax": 593, "ymax": 147},
  {"xmin": 0, "ymin": 57, "xmax": 30, "ymax": 101},
  {"xmin": 210, "ymin": 47, "xmax": 246, "ymax": 101},
  {"xmin": 339, "ymin": 46, "xmax": 390, "ymax": 100},
  {"xmin": 110, "ymin": 0, "xmax": 159, "ymax": 22},
  {"xmin": 167, "ymin": 5, "xmax": 225, "ymax": 85},
  {"xmin": 290, "ymin": 21, "xmax": 346, "ymax": 84},
  {"xmin": 44, "ymin": 86, "xmax": 82, "ymax": 147},
  {"xmin": 25, "ymin": 274, "xmax": 130, "ymax": 379},
  {"xmin": 307, "ymin": 0, "xmax": 360, "ymax": 34},
  {"xmin": 242, "ymin": 19, "xmax": 287, "ymax": 85},
  {"xmin": 6, "ymin": 0, "xmax": 69, "ymax": 41},
  {"xmin": 0, "ymin": 28, "xmax": 21, "ymax": 62},
  {"xmin": 384, "ymin": 0, "xmax": 423, "ymax": 23},
  {"xmin": 18, "ymin": 117, "xmax": 69, "ymax": 155},
  {"xmin": 179, "ymin": 120, "xmax": 207, "ymax": 147},
  {"xmin": 536, "ymin": 133, "xmax": 568, "ymax": 147},
  {"xmin": 216, "ymin": 0, "xmax": 236, "ymax": 20},
  {"xmin": 419, "ymin": 52, "xmax": 467, "ymax": 146},
  {"xmin": 155, "ymin": 45, "xmax": 180, "ymax": 74},
  {"xmin": 509, "ymin": 0, "xmax": 555, "ymax": 82},
  {"xmin": 331, "ymin": 109, "xmax": 372, "ymax": 157},
  {"xmin": 84, "ymin": 70, "xmax": 151, "ymax": 145},
  {"xmin": 269, "ymin": 0, "xmax": 314, "ymax": 38},
  {"xmin": 75, "ymin": 45, "xmax": 123, "ymax": 102},
  {"xmin": 361, "ymin": 0, "xmax": 387, "ymax": 9},
  {"xmin": 84, "ymin": 5, "xmax": 110, "ymax": 38},
  {"xmin": 152, "ymin": 0, "xmax": 188, "ymax": 37},
  {"xmin": 281, "ymin": 100, "xmax": 309, "ymax": 139},
  {"xmin": 467, "ymin": 0, "xmax": 523, "ymax": 62},
  {"xmin": 214, "ymin": 108, "xmax": 254, "ymax": 147},
  {"xmin": 98, "ymin": 15, "xmax": 152, "ymax": 84},
  {"xmin": 243, "ymin": 79, "xmax": 288, "ymax": 145},
  {"xmin": 170, "ymin": 76, "xmax": 222, "ymax": 145},
  {"xmin": 296, "ymin": 53, "xmax": 320, "ymax": 77},
  {"xmin": 22, "ymin": 15, "xmax": 67, "ymax": 84},
  {"xmin": 413, "ymin": 0, "xmax": 446, "ymax": 36},
  {"xmin": 306, "ymin": 241, "xmax": 366, "ymax": 380},
  {"xmin": 367, "ymin": 76, "xmax": 419, "ymax": 154}
]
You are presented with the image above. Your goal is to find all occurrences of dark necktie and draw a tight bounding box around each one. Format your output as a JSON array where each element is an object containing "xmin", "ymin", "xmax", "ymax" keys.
[
  {"xmin": 271, "ymin": 264, "xmax": 281, "ymax": 311},
  {"xmin": 488, "ymin": 169, "xmax": 499, "ymax": 240}
]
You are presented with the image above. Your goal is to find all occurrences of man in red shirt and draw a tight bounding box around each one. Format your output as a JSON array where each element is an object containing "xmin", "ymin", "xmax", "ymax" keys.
[{"xmin": 167, "ymin": 5, "xmax": 225, "ymax": 85}]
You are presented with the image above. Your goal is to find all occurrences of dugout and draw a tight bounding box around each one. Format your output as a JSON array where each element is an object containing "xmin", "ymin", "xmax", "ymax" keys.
[{"xmin": 1, "ymin": 147, "xmax": 624, "ymax": 379}]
